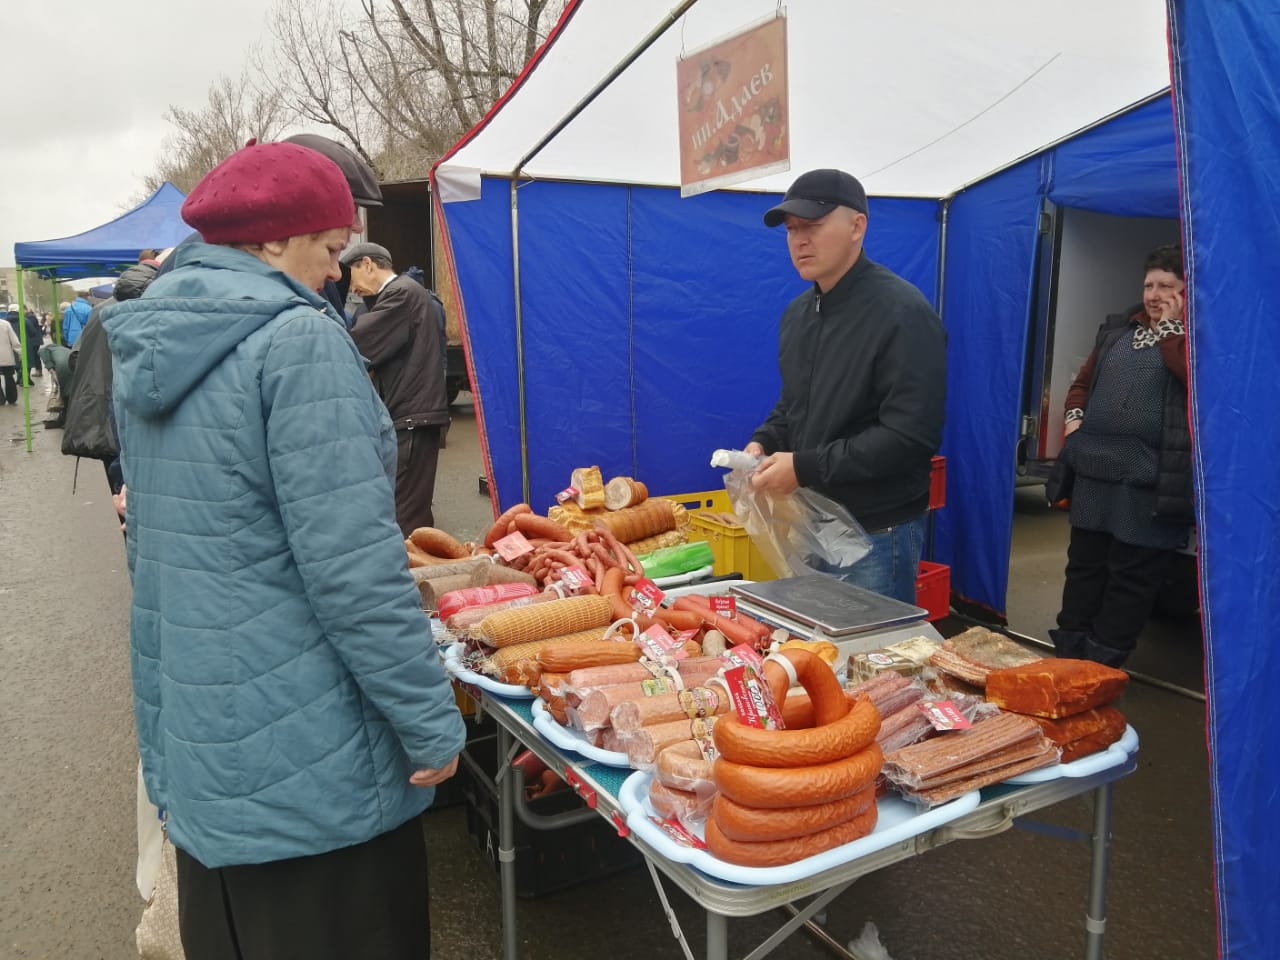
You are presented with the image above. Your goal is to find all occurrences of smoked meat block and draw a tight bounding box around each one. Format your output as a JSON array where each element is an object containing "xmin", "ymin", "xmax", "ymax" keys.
[
  {"xmin": 985, "ymin": 659, "xmax": 1127, "ymax": 719},
  {"xmin": 1032, "ymin": 705, "xmax": 1127, "ymax": 762}
]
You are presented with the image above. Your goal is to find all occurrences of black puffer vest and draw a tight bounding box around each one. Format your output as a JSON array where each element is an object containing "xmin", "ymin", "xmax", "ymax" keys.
[{"xmin": 1089, "ymin": 309, "xmax": 1194, "ymax": 524}]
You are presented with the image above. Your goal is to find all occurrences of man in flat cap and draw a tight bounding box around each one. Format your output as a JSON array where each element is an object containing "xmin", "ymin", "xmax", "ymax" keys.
[
  {"xmin": 747, "ymin": 169, "xmax": 947, "ymax": 603},
  {"xmin": 343, "ymin": 242, "xmax": 449, "ymax": 535}
]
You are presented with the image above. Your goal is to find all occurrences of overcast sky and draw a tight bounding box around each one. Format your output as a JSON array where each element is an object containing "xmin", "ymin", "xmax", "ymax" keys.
[{"xmin": 1, "ymin": 0, "xmax": 362, "ymax": 269}]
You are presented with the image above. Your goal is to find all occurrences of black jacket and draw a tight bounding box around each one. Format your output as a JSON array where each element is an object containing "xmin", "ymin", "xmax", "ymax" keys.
[
  {"xmin": 1088, "ymin": 312, "xmax": 1193, "ymax": 524},
  {"xmin": 751, "ymin": 255, "xmax": 947, "ymax": 531},
  {"xmin": 349, "ymin": 274, "xmax": 449, "ymax": 430}
]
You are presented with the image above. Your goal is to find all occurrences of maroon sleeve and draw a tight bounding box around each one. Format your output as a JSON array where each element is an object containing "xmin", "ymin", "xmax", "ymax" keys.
[
  {"xmin": 1158, "ymin": 333, "xmax": 1188, "ymax": 384},
  {"xmin": 1065, "ymin": 347, "xmax": 1100, "ymax": 412}
]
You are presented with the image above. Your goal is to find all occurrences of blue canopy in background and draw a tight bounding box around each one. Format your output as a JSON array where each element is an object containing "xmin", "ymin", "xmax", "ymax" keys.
[{"xmin": 13, "ymin": 182, "xmax": 189, "ymax": 279}]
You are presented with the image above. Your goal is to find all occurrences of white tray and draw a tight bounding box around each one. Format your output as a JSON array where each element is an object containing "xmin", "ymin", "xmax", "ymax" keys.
[
  {"xmin": 619, "ymin": 771, "xmax": 981, "ymax": 887},
  {"xmin": 530, "ymin": 698, "xmax": 632, "ymax": 768},
  {"xmin": 442, "ymin": 642, "xmax": 535, "ymax": 700},
  {"xmin": 1002, "ymin": 724, "xmax": 1140, "ymax": 784}
]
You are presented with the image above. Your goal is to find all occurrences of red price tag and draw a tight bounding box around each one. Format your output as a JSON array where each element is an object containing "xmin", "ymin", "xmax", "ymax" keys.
[
  {"xmin": 558, "ymin": 564, "xmax": 593, "ymax": 594},
  {"xmin": 710, "ymin": 596, "xmax": 737, "ymax": 619},
  {"xmin": 673, "ymin": 628, "xmax": 699, "ymax": 648},
  {"xmin": 722, "ymin": 644, "xmax": 764, "ymax": 670},
  {"xmin": 493, "ymin": 531, "xmax": 534, "ymax": 561},
  {"xmin": 555, "ymin": 485, "xmax": 579, "ymax": 504},
  {"xmin": 649, "ymin": 816, "xmax": 707, "ymax": 848},
  {"xmin": 628, "ymin": 578, "xmax": 665, "ymax": 612},
  {"xmin": 723, "ymin": 665, "xmax": 785, "ymax": 729},
  {"xmin": 917, "ymin": 699, "xmax": 973, "ymax": 731},
  {"xmin": 636, "ymin": 623, "xmax": 688, "ymax": 661}
]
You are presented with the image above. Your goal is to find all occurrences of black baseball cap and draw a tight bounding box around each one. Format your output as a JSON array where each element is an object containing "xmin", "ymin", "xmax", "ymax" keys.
[
  {"xmin": 283, "ymin": 133, "xmax": 383, "ymax": 207},
  {"xmin": 763, "ymin": 169, "xmax": 868, "ymax": 227}
]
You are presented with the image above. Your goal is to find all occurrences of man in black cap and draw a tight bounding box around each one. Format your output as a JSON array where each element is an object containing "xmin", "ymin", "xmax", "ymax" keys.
[
  {"xmin": 342, "ymin": 242, "xmax": 450, "ymax": 535},
  {"xmin": 746, "ymin": 168, "xmax": 947, "ymax": 603}
]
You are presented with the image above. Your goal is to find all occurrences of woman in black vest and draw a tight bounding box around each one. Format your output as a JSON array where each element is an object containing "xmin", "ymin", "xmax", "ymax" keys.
[{"xmin": 1051, "ymin": 243, "xmax": 1193, "ymax": 666}]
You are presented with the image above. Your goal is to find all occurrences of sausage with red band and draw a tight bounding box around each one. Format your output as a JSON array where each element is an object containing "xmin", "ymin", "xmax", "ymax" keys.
[
  {"xmin": 705, "ymin": 798, "xmax": 878, "ymax": 866},
  {"xmin": 713, "ymin": 743, "xmax": 883, "ymax": 809}
]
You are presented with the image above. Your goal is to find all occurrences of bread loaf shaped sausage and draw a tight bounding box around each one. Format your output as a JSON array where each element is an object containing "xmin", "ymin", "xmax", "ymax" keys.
[
  {"xmin": 711, "ymin": 783, "xmax": 875, "ymax": 843},
  {"xmin": 713, "ymin": 743, "xmax": 883, "ymax": 809},
  {"xmin": 705, "ymin": 801, "xmax": 878, "ymax": 867}
]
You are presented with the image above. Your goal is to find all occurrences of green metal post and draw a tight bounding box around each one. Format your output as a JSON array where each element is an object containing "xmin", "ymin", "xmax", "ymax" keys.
[{"xmin": 15, "ymin": 268, "xmax": 32, "ymax": 452}]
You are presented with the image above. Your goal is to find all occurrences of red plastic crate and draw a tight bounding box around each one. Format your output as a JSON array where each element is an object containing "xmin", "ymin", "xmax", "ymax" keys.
[
  {"xmin": 929, "ymin": 456, "xmax": 946, "ymax": 511},
  {"xmin": 916, "ymin": 561, "xmax": 950, "ymax": 621}
]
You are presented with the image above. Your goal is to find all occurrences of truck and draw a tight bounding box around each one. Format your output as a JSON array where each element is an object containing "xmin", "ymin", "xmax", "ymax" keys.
[{"xmin": 363, "ymin": 178, "xmax": 469, "ymax": 405}]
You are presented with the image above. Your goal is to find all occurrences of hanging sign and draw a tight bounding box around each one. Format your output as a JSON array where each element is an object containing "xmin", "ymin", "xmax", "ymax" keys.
[{"xmin": 676, "ymin": 15, "xmax": 790, "ymax": 198}]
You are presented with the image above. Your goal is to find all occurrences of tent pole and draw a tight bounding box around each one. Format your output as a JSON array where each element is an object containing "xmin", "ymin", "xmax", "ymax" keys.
[
  {"xmin": 15, "ymin": 268, "xmax": 32, "ymax": 452},
  {"xmin": 510, "ymin": 179, "xmax": 531, "ymax": 504},
  {"xmin": 506, "ymin": 0, "xmax": 701, "ymax": 500}
]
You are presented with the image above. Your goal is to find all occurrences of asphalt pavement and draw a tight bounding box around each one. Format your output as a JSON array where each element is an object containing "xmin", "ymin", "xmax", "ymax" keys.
[{"xmin": 0, "ymin": 387, "xmax": 1215, "ymax": 960}]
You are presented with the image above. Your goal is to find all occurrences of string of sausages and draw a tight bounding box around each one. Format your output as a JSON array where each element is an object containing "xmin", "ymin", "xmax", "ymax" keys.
[{"xmin": 512, "ymin": 527, "xmax": 645, "ymax": 590}]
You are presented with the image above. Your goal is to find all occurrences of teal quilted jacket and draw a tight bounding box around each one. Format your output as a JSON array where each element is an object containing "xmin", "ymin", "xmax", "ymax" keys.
[{"xmin": 104, "ymin": 243, "xmax": 464, "ymax": 868}]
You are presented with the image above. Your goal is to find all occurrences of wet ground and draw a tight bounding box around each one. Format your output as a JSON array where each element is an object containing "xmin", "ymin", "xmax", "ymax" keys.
[{"xmin": 0, "ymin": 387, "xmax": 1214, "ymax": 959}]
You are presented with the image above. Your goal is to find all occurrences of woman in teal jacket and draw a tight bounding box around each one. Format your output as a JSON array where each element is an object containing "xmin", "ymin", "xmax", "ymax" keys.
[{"xmin": 103, "ymin": 142, "xmax": 464, "ymax": 959}]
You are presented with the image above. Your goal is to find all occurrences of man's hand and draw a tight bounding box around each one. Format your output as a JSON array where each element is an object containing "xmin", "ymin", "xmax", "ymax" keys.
[
  {"xmin": 744, "ymin": 441, "xmax": 765, "ymax": 458},
  {"xmin": 1064, "ymin": 420, "xmax": 1082, "ymax": 437},
  {"xmin": 409, "ymin": 755, "xmax": 459, "ymax": 787},
  {"xmin": 751, "ymin": 452, "xmax": 799, "ymax": 494}
]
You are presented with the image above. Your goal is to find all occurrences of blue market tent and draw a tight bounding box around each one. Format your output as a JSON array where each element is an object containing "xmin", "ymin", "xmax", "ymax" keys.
[
  {"xmin": 432, "ymin": 0, "xmax": 1280, "ymax": 955},
  {"xmin": 13, "ymin": 181, "xmax": 190, "ymax": 279}
]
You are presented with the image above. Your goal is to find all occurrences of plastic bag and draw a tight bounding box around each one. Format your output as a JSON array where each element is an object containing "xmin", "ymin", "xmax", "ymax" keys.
[{"xmin": 710, "ymin": 449, "xmax": 873, "ymax": 578}]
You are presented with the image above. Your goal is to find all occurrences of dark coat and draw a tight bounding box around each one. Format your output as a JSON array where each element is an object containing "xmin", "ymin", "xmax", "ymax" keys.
[{"xmin": 349, "ymin": 275, "xmax": 449, "ymax": 430}]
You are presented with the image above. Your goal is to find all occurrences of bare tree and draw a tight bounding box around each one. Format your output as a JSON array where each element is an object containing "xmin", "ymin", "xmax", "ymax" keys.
[
  {"xmin": 143, "ymin": 70, "xmax": 295, "ymax": 194},
  {"xmin": 265, "ymin": 0, "xmax": 567, "ymax": 179}
]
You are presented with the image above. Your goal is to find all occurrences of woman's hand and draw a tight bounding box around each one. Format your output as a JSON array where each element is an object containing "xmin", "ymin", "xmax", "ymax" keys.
[
  {"xmin": 409, "ymin": 755, "xmax": 459, "ymax": 787},
  {"xmin": 1064, "ymin": 420, "xmax": 1082, "ymax": 437},
  {"xmin": 1159, "ymin": 289, "xmax": 1185, "ymax": 323}
]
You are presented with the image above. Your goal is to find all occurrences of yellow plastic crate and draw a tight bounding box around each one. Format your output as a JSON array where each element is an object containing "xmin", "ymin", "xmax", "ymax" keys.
[{"xmin": 664, "ymin": 489, "xmax": 777, "ymax": 581}]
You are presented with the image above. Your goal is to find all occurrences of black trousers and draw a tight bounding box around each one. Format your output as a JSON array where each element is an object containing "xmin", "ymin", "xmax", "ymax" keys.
[
  {"xmin": 175, "ymin": 815, "xmax": 431, "ymax": 960},
  {"xmin": 396, "ymin": 426, "xmax": 442, "ymax": 536},
  {"xmin": 0, "ymin": 366, "xmax": 15, "ymax": 404},
  {"xmin": 1057, "ymin": 526, "xmax": 1176, "ymax": 660}
]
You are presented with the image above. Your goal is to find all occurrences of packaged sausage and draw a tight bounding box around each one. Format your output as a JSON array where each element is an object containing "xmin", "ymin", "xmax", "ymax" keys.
[
  {"xmin": 648, "ymin": 778, "xmax": 714, "ymax": 827},
  {"xmin": 653, "ymin": 739, "xmax": 717, "ymax": 796}
]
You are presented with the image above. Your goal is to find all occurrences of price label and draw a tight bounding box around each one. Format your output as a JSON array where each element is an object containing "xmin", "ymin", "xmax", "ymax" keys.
[
  {"xmin": 636, "ymin": 623, "xmax": 688, "ymax": 661},
  {"xmin": 558, "ymin": 564, "xmax": 593, "ymax": 594},
  {"xmin": 628, "ymin": 578, "xmax": 665, "ymax": 612},
  {"xmin": 493, "ymin": 531, "xmax": 534, "ymax": 561},
  {"xmin": 917, "ymin": 699, "xmax": 973, "ymax": 731},
  {"xmin": 721, "ymin": 644, "xmax": 764, "ymax": 670},
  {"xmin": 710, "ymin": 596, "xmax": 737, "ymax": 619},
  {"xmin": 555, "ymin": 485, "xmax": 580, "ymax": 504},
  {"xmin": 723, "ymin": 664, "xmax": 785, "ymax": 730},
  {"xmin": 672, "ymin": 628, "xmax": 699, "ymax": 648}
]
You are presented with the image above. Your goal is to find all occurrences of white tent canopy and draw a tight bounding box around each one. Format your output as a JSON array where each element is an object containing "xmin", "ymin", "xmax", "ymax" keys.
[{"xmin": 441, "ymin": 0, "xmax": 1172, "ymax": 196}]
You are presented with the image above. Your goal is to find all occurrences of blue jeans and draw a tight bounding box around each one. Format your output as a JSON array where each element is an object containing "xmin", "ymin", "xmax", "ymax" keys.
[{"xmin": 816, "ymin": 514, "xmax": 927, "ymax": 604}]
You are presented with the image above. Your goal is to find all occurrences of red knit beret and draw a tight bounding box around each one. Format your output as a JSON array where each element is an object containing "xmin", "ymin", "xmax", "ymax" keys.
[{"xmin": 181, "ymin": 142, "xmax": 357, "ymax": 244}]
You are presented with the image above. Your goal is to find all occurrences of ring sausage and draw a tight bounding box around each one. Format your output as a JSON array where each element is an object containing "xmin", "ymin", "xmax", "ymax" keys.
[
  {"xmin": 704, "ymin": 799, "xmax": 878, "ymax": 867},
  {"xmin": 712, "ymin": 783, "xmax": 876, "ymax": 843},
  {"xmin": 713, "ymin": 697, "xmax": 880, "ymax": 768},
  {"xmin": 761, "ymin": 649, "xmax": 850, "ymax": 726},
  {"xmin": 513, "ymin": 513, "xmax": 573, "ymax": 542},
  {"xmin": 484, "ymin": 503, "xmax": 534, "ymax": 548},
  {"xmin": 713, "ymin": 743, "xmax": 883, "ymax": 809},
  {"xmin": 409, "ymin": 527, "xmax": 471, "ymax": 559}
]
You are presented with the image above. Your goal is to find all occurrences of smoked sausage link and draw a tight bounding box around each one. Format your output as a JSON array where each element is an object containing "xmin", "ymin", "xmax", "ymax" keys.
[
  {"xmin": 712, "ymin": 698, "xmax": 881, "ymax": 768},
  {"xmin": 704, "ymin": 800, "xmax": 878, "ymax": 867},
  {"xmin": 761, "ymin": 649, "xmax": 850, "ymax": 726},
  {"xmin": 713, "ymin": 743, "xmax": 883, "ymax": 809},
  {"xmin": 711, "ymin": 784, "xmax": 875, "ymax": 843},
  {"xmin": 484, "ymin": 503, "xmax": 534, "ymax": 548}
]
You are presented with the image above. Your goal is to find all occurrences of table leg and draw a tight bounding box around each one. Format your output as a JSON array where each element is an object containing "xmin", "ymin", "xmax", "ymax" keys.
[
  {"xmin": 707, "ymin": 911, "xmax": 729, "ymax": 960},
  {"xmin": 1084, "ymin": 782, "xmax": 1114, "ymax": 960},
  {"xmin": 497, "ymin": 725, "xmax": 519, "ymax": 960}
]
